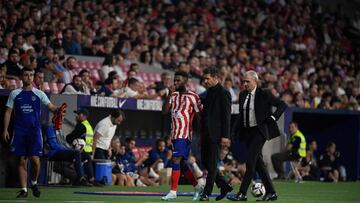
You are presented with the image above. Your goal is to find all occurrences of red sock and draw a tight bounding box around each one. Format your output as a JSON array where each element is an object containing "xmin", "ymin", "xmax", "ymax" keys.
[
  {"xmin": 171, "ymin": 170, "xmax": 181, "ymax": 191},
  {"xmin": 184, "ymin": 167, "xmax": 198, "ymax": 187}
]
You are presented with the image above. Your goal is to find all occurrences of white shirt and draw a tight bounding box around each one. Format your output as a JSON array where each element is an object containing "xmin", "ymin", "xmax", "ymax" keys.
[
  {"xmin": 123, "ymin": 87, "xmax": 138, "ymax": 98},
  {"xmin": 94, "ymin": 115, "xmax": 117, "ymax": 150},
  {"xmin": 243, "ymin": 86, "xmax": 257, "ymax": 127}
]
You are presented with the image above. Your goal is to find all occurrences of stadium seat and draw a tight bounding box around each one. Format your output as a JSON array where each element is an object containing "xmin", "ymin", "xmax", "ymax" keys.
[
  {"xmin": 77, "ymin": 60, "xmax": 86, "ymax": 69},
  {"xmin": 92, "ymin": 61, "xmax": 102, "ymax": 70},
  {"xmin": 49, "ymin": 82, "xmax": 59, "ymax": 94},
  {"xmin": 90, "ymin": 69, "xmax": 100, "ymax": 82},
  {"xmin": 42, "ymin": 82, "xmax": 51, "ymax": 93}
]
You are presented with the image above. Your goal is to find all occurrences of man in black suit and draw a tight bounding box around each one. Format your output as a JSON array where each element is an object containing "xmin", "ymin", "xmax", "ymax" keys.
[
  {"xmin": 200, "ymin": 67, "xmax": 233, "ymax": 201},
  {"xmin": 228, "ymin": 71, "xmax": 287, "ymax": 201}
]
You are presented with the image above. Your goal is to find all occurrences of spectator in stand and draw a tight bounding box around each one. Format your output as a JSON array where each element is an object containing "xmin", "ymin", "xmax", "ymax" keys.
[
  {"xmin": 60, "ymin": 75, "xmax": 89, "ymax": 95},
  {"xmin": 37, "ymin": 47, "xmax": 54, "ymax": 71},
  {"xmin": 33, "ymin": 70, "xmax": 46, "ymax": 92},
  {"xmin": 5, "ymin": 49, "xmax": 21, "ymax": 80},
  {"xmin": 79, "ymin": 69, "xmax": 97, "ymax": 95},
  {"xmin": 97, "ymin": 77, "xmax": 122, "ymax": 97},
  {"xmin": 62, "ymin": 28, "xmax": 82, "ymax": 55},
  {"xmin": 62, "ymin": 56, "xmax": 78, "ymax": 82},
  {"xmin": 41, "ymin": 58, "xmax": 63, "ymax": 83},
  {"xmin": 224, "ymin": 77, "xmax": 238, "ymax": 103},
  {"xmin": 101, "ymin": 54, "xmax": 117, "ymax": 81},
  {"xmin": 122, "ymin": 78, "xmax": 163, "ymax": 99},
  {"xmin": 150, "ymin": 72, "xmax": 171, "ymax": 99},
  {"xmin": 0, "ymin": 68, "xmax": 7, "ymax": 89}
]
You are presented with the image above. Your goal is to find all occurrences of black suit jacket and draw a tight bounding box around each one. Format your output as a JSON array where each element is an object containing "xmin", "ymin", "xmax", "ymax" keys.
[
  {"xmin": 234, "ymin": 87, "xmax": 287, "ymax": 140},
  {"xmin": 202, "ymin": 83, "xmax": 231, "ymax": 143}
]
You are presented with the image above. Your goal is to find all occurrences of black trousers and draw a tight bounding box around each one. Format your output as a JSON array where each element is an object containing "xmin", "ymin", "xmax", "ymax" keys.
[
  {"xmin": 239, "ymin": 127, "xmax": 275, "ymax": 195},
  {"xmin": 201, "ymin": 137, "xmax": 227, "ymax": 195},
  {"xmin": 271, "ymin": 151, "xmax": 299, "ymax": 178}
]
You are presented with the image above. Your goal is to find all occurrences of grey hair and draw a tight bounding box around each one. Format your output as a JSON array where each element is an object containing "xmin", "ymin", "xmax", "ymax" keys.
[{"xmin": 245, "ymin": 70, "xmax": 259, "ymax": 82}]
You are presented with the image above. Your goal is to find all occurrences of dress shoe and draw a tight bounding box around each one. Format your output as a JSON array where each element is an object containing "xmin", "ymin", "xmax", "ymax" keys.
[
  {"xmin": 261, "ymin": 193, "xmax": 278, "ymax": 201},
  {"xmin": 227, "ymin": 193, "xmax": 247, "ymax": 201},
  {"xmin": 199, "ymin": 194, "xmax": 209, "ymax": 201},
  {"xmin": 215, "ymin": 185, "xmax": 233, "ymax": 201}
]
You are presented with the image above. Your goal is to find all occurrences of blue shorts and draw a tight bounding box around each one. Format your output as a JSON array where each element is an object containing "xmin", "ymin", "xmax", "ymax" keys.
[
  {"xmin": 11, "ymin": 126, "xmax": 43, "ymax": 157},
  {"xmin": 172, "ymin": 139, "xmax": 191, "ymax": 160}
]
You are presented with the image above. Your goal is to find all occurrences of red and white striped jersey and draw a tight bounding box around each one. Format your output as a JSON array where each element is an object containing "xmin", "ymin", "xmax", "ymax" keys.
[{"xmin": 169, "ymin": 90, "xmax": 202, "ymax": 140}]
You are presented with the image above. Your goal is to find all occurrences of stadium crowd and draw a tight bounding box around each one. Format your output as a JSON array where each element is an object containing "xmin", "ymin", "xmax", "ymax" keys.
[{"xmin": 0, "ymin": 0, "xmax": 359, "ymax": 110}]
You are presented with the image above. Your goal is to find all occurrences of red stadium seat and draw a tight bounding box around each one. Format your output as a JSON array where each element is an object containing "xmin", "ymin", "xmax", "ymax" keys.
[
  {"xmin": 49, "ymin": 82, "xmax": 59, "ymax": 94},
  {"xmin": 77, "ymin": 60, "xmax": 86, "ymax": 69},
  {"xmin": 90, "ymin": 69, "xmax": 100, "ymax": 82},
  {"xmin": 42, "ymin": 82, "xmax": 50, "ymax": 93},
  {"xmin": 92, "ymin": 61, "xmax": 102, "ymax": 70}
]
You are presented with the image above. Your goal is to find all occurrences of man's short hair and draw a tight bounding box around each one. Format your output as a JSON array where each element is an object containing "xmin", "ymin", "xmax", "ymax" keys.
[
  {"xmin": 79, "ymin": 69, "xmax": 89, "ymax": 76},
  {"xmin": 110, "ymin": 109, "xmax": 125, "ymax": 120},
  {"xmin": 174, "ymin": 71, "xmax": 189, "ymax": 79},
  {"xmin": 125, "ymin": 136, "xmax": 135, "ymax": 144},
  {"xmin": 22, "ymin": 67, "xmax": 34, "ymax": 75},
  {"xmin": 203, "ymin": 67, "xmax": 219, "ymax": 77},
  {"xmin": 245, "ymin": 70, "xmax": 259, "ymax": 82},
  {"xmin": 128, "ymin": 78, "xmax": 139, "ymax": 85}
]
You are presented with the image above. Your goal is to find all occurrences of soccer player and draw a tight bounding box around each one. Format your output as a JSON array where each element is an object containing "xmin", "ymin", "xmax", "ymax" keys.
[
  {"xmin": 2, "ymin": 67, "xmax": 59, "ymax": 198},
  {"xmin": 161, "ymin": 71, "xmax": 203, "ymax": 201}
]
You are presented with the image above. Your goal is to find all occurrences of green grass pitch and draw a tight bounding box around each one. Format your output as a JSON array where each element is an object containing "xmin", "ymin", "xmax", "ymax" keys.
[{"xmin": 0, "ymin": 181, "xmax": 359, "ymax": 202}]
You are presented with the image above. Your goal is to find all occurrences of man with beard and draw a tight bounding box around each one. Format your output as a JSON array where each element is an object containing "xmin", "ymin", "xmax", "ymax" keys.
[
  {"xmin": 60, "ymin": 75, "xmax": 89, "ymax": 95},
  {"xmin": 161, "ymin": 71, "xmax": 204, "ymax": 201}
]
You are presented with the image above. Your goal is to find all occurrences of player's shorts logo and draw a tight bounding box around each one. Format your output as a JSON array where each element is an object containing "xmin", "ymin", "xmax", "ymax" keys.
[{"xmin": 32, "ymin": 96, "xmax": 36, "ymax": 101}]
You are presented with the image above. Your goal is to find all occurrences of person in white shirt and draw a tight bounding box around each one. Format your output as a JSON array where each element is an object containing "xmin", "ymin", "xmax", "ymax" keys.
[{"xmin": 92, "ymin": 109, "xmax": 125, "ymax": 159}]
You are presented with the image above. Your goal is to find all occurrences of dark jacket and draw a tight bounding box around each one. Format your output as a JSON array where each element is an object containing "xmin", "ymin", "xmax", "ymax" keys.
[
  {"xmin": 234, "ymin": 87, "xmax": 287, "ymax": 140},
  {"xmin": 202, "ymin": 83, "xmax": 231, "ymax": 143}
]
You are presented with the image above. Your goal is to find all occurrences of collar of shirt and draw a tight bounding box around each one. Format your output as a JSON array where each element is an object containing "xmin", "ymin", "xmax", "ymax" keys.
[{"xmin": 248, "ymin": 86, "xmax": 257, "ymax": 96}]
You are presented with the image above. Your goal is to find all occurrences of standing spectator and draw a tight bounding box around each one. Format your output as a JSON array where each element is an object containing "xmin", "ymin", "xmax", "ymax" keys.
[
  {"xmin": 161, "ymin": 71, "xmax": 203, "ymax": 201},
  {"xmin": 93, "ymin": 109, "xmax": 125, "ymax": 159},
  {"xmin": 228, "ymin": 71, "xmax": 287, "ymax": 201},
  {"xmin": 2, "ymin": 67, "xmax": 59, "ymax": 197},
  {"xmin": 200, "ymin": 67, "xmax": 233, "ymax": 201},
  {"xmin": 271, "ymin": 121, "xmax": 307, "ymax": 180}
]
